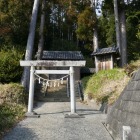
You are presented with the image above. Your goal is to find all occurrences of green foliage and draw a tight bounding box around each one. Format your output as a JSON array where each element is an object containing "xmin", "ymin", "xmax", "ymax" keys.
[
  {"xmin": 105, "ymin": 16, "xmax": 115, "ymax": 45},
  {"xmin": 136, "ymin": 24, "xmax": 140, "ymax": 39},
  {"xmin": 126, "ymin": 10, "xmax": 140, "ymax": 61},
  {"xmin": 81, "ymin": 75, "xmax": 91, "ymax": 91},
  {"xmin": 0, "ymin": 47, "xmax": 24, "ymax": 83},
  {"xmin": 98, "ymin": 15, "xmax": 115, "ymax": 47},
  {"xmin": 82, "ymin": 69, "xmax": 129, "ymax": 104},
  {"xmin": 101, "ymin": 0, "xmax": 140, "ymax": 62},
  {"xmin": 102, "ymin": 0, "xmax": 114, "ymax": 15},
  {"xmin": 0, "ymin": 83, "xmax": 26, "ymax": 137},
  {"xmin": 76, "ymin": 7, "xmax": 95, "ymax": 41},
  {"xmin": 84, "ymin": 56, "xmax": 94, "ymax": 67},
  {"xmin": 0, "ymin": 0, "xmax": 139, "ymax": 69},
  {"xmin": 49, "ymin": 38, "xmax": 79, "ymax": 51},
  {"xmin": 0, "ymin": 0, "xmax": 32, "ymax": 45}
]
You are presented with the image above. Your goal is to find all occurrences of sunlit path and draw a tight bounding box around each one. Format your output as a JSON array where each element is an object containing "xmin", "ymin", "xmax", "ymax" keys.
[{"xmin": 3, "ymin": 102, "xmax": 112, "ymax": 140}]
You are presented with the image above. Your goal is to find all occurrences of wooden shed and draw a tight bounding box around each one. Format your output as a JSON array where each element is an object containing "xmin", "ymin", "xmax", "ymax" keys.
[
  {"xmin": 91, "ymin": 46, "xmax": 119, "ymax": 72},
  {"xmin": 41, "ymin": 51, "xmax": 85, "ymax": 80}
]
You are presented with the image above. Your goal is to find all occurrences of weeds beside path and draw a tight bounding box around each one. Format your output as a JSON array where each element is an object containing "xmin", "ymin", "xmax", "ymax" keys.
[{"xmin": 0, "ymin": 83, "xmax": 26, "ymax": 138}]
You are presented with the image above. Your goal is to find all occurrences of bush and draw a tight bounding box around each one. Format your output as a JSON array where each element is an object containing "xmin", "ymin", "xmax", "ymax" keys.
[{"xmin": 0, "ymin": 48, "xmax": 23, "ymax": 83}]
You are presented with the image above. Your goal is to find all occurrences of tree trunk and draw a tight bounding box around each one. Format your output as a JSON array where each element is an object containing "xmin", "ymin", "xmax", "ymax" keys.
[
  {"xmin": 113, "ymin": 0, "xmax": 121, "ymax": 54},
  {"xmin": 120, "ymin": 4, "xmax": 127, "ymax": 66},
  {"xmin": 21, "ymin": 0, "xmax": 40, "ymax": 90},
  {"xmin": 93, "ymin": 26, "xmax": 98, "ymax": 52},
  {"xmin": 91, "ymin": 0, "xmax": 99, "ymax": 51},
  {"xmin": 37, "ymin": 0, "xmax": 46, "ymax": 60}
]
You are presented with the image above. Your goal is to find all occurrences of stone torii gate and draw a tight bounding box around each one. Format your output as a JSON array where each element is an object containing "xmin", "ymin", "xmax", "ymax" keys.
[{"xmin": 20, "ymin": 60, "xmax": 86, "ymax": 117}]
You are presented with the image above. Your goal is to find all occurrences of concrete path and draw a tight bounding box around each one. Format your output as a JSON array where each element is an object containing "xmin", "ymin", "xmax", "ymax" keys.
[{"xmin": 3, "ymin": 102, "xmax": 112, "ymax": 140}]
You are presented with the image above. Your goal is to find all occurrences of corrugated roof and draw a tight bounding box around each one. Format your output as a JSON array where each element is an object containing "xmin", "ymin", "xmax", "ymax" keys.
[
  {"xmin": 91, "ymin": 46, "xmax": 119, "ymax": 56},
  {"xmin": 42, "ymin": 51, "xmax": 85, "ymax": 60}
]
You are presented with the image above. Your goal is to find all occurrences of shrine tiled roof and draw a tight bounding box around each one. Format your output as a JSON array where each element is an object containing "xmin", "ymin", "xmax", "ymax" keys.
[
  {"xmin": 42, "ymin": 51, "xmax": 85, "ymax": 60},
  {"xmin": 91, "ymin": 46, "xmax": 119, "ymax": 56}
]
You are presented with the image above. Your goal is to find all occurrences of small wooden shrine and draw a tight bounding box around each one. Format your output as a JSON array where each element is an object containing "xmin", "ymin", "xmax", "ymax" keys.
[{"xmin": 91, "ymin": 46, "xmax": 119, "ymax": 72}]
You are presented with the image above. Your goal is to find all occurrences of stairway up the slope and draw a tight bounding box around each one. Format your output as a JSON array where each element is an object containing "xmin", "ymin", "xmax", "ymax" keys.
[{"xmin": 35, "ymin": 81, "xmax": 81, "ymax": 102}]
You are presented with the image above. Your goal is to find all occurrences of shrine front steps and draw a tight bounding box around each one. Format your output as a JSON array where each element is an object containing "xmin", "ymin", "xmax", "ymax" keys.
[{"xmin": 35, "ymin": 81, "xmax": 81, "ymax": 102}]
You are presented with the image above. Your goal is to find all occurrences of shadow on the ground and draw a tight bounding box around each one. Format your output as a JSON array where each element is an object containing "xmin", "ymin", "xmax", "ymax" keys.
[
  {"xmin": 38, "ymin": 109, "xmax": 102, "ymax": 117},
  {"xmin": 3, "ymin": 125, "xmax": 38, "ymax": 140},
  {"xmin": 77, "ymin": 109, "xmax": 103, "ymax": 116},
  {"xmin": 77, "ymin": 109, "xmax": 99, "ymax": 111},
  {"xmin": 34, "ymin": 101, "xmax": 70, "ymax": 110},
  {"xmin": 39, "ymin": 110, "xmax": 70, "ymax": 115}
]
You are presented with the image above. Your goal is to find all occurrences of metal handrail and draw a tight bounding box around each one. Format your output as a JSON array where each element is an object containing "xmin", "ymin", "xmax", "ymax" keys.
[
  {"xmin": 66, "ymin": 77, "xmax": 70, "ymax": 98},
  {"xmin": 77, "ymin": 81, "xmax": 84, "ymax": 101}
]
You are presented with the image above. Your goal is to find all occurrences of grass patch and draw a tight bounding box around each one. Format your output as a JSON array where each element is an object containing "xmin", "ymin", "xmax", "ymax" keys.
[
  {"xmin": 125, "ymin": 59, "xmax": 140, "ymax": 76},
  {"xmin": 82, "ymin": 68, "xmax": 130, "ymax": 105},
  {"xmin": 0, "ymin": 83, "xmax": 27, "ymax": 138},
  {"xmin": 0, "ymin": 103, "xmax": 26, "ymax": 136}
]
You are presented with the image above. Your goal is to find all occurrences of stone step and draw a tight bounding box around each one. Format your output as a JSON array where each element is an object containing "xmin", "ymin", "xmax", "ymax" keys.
[
  {"xmin": 35, "ymin": 81, "xmax": 82, "ymax": 102},
  {"xmin": 38, "ymin": 96, "xmax": 81, "ymax": 102},
  {"xmin": 38, "ymin": 97, "xmax": 70, "ymax": 102}
]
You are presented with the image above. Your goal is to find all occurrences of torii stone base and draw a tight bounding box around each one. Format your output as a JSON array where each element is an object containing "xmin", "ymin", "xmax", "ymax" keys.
[
  {"xmin": 64, "ymin": 113, "xmax": 85, "ymax": 118},
  {"xmin": 26, "ymin": 112, "xmax": 40, "ymax": 118}
]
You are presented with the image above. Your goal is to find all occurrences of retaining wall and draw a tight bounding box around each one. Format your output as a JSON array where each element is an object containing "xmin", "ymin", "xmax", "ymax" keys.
[{"xmin": 106, "ymin": 69, "xmax": 140, "ymax": 140}]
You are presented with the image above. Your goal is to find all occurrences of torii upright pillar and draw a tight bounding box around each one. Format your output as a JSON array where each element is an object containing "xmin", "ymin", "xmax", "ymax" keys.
[
  {"xmin": 70, "ymin": 66, "xmax": 76, "ymax": 114},
  {"xmin": 65, "ymin": 66, "xmax": 83, "ymax": 118},
  {"xmin": 26, "ymin": 66, "xmax": 39, "ymax": 117}
]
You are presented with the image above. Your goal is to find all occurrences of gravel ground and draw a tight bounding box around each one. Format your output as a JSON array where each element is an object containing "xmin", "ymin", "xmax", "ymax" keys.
[{"xmin": 3, "ymin": 102, "xmax": 112, "ymax": 140}]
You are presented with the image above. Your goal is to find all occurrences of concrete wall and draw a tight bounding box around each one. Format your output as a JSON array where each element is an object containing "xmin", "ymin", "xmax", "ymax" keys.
[{"xmin": 106, "ymin": 69, "xmax": 140, "ymax": 140}]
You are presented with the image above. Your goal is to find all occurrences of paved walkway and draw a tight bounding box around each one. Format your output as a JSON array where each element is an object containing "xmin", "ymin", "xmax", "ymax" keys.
[{"xmin": 3, "ymin": 102, "xmax": 112, "ymax": 140}]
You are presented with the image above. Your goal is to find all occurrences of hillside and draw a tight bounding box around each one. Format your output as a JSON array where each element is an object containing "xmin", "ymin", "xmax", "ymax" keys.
[{"xmin": 82, "ymin": 59, "xmax": 140, "ymax": 105}]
